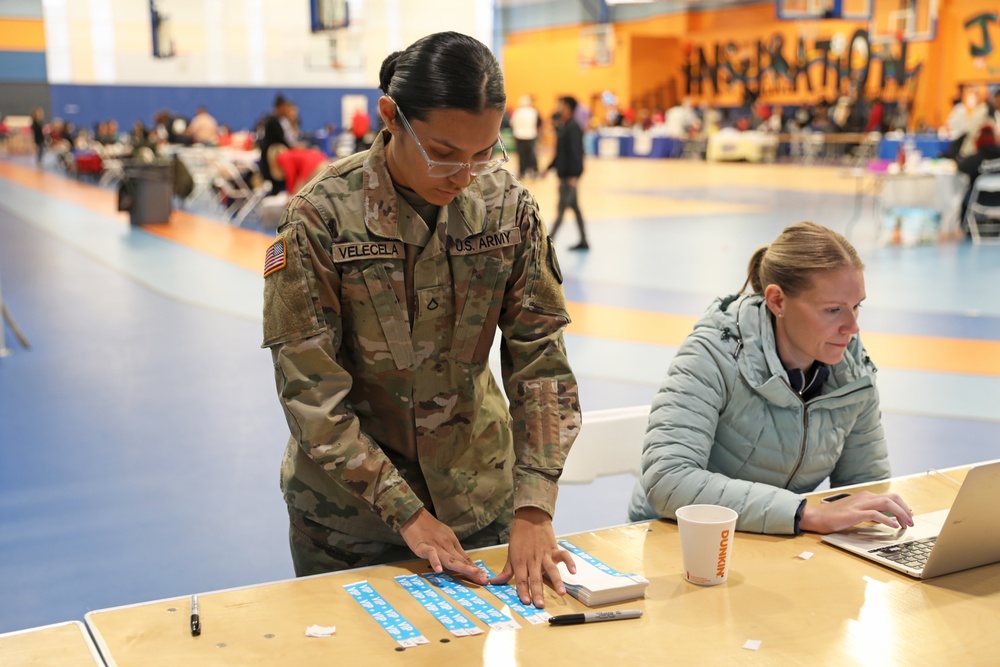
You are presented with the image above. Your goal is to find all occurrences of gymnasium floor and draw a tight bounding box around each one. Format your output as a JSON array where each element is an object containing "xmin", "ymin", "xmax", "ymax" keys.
[{"xmin": 1, "ymin": 152, "xmax": 999, "ymax": 634}]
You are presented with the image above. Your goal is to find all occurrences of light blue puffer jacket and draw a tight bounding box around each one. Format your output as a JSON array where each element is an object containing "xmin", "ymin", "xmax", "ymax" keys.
[{"xmin": 628, "ymin": 293, "xmax": 890, "ymax": 534}]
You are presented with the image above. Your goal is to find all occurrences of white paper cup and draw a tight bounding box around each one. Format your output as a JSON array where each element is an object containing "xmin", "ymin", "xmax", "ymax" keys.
[{"xmin": 675, "ymin": 504, "xmax": 738, "ymax": 586}]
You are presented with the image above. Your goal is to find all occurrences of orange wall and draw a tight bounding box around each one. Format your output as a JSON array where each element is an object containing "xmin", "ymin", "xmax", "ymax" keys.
[
  {"xmin": 917, "ymin": 0, "xmax": 1000, "ymax": 128},
  {"xmin": 629, "ymin": 36, "xmax": 682, "ymax": 112},
  {"xmin": 504, "ymin": 24, "xmax": 631, "ymax": 129},
  {"xmin": 503, "ymin": 0, "xmax": 983, "ymax": 131}
]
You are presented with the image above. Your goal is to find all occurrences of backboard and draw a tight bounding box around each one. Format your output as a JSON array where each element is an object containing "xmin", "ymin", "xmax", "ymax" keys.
[{"xmin": 311, "ymin": 0, "xmax": 349, "ymax": 32}]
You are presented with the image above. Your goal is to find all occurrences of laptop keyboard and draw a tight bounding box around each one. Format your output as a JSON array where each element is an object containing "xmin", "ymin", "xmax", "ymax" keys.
[{"xmin": 870, "ymin": 537, "xmax": 937, "ymax": 570}]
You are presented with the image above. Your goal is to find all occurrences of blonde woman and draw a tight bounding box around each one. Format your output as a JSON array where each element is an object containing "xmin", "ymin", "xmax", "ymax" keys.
[{"xmin": 629, "ymin": 222, "xmax": 913, "ymax": 535}]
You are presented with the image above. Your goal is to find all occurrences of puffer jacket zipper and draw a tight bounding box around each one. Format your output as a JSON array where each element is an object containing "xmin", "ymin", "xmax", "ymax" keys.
[{"xmin": 784, "ymin": 383, "xmax": 873, "ymax": 488}]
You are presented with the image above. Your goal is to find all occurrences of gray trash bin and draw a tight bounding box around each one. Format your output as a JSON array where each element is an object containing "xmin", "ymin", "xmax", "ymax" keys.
[{"xmin": 121, "ymin": 162, "xmax": 173, "ymax": 225}]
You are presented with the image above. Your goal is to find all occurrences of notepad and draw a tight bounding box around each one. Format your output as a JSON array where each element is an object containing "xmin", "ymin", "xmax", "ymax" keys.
[{"xmin": 555, "ymin": 548, "xmax": 649, "ymax": 607}]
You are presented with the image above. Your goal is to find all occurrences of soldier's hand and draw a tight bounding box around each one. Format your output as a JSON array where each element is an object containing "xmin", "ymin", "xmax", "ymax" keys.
[
  {"xmin": 399, "ymin": 508, "xmax": 489, "ymax": 584},
  {"xmin": 489, "ymin": 507, "xmax": 575, "ymax": 608}
]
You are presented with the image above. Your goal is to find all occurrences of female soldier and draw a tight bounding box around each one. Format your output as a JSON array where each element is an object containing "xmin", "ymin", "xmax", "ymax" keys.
[
  {"xmin": 629, "ymin": 222, "xmax": 913, "ymax": 535},
  {"xmin": 262, "ymin": 32, "xmax": 580, "ymax": 608}
]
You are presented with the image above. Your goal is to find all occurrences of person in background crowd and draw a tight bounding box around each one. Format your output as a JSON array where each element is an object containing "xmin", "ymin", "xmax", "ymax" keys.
[
  {"xmin": 153, "ymin": 110, "xmax": 190, "ymax": 145},
  {"xmin": 259, "ymin": 94, "xmax": 294, "ymax": 192},
  {"xmin": 629, "ymin": 222, "xmax": 913, "ymax": 536},
  {"xmin": 991, "ymin": 89, "xmax": 1000, "ymax": 128},
  {"xmin": 313, "ymin": 122, "xmax": 337, "ymax": 154},
  {"xmin": 866, "ymin": 97, "xmax": 885, "ymax": 134},
  {"xmin": 185, "ymin": 106, "xmax": 219, "ymax": 145},
  {"xmin": 956, "ymin": 125, "xmax": 1000, "ymax": 235},
  {"xmin": 128, "ymin": 119, "xmax": 158, "ymax": 160},
  {"xmin": 509, "ymin": 94, "xmax": 540, "ymax": 179},
  {"xmin": 546, "ymin": 95, "xmax": 588, "ymax": 251},
  {"xmin": 272, "ymin": 145, "xmax": 329, "ymax": 195},
  {"xmin": 886, "ymin": 99, "xmax": 909, "ymax": 133},
  {"xmin": 129, "ymin": 120, "xmax": 148, "ymax": 145},
  {"xmin": 350, "ymin": 107, "xmax": 372, "ymax": 153},
  {"xmin": 261, "ymin": 31, "xmax": 582, "ymax": 608},
  {"xmin": 662, "ymin": 97, "xmax": 701, "ymax": 139},
  {"xmin": 945, "ymin": 90, "xmax": 989, "ymax": 159},
  {"xmin": 790, "ymin": 103, "xmax": 813, "ymax": 132},
  {"xmin": 95, "ymin": 119, "xmax": 120, "ymax": 145},
  {"xmin": 285, "ymin": 103, "xmax": 302, "ymax": 147}
]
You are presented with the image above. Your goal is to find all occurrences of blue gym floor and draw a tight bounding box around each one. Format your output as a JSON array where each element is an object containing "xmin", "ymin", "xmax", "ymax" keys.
[{"xmin": 1, "ymin": 155, "xmax": 999, "ymax": 634}]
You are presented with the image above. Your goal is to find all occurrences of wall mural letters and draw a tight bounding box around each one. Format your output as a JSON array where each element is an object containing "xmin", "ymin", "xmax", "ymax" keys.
[{"xmin": 682, "ymin": 30, "xmax": 921, "ymax": 102}]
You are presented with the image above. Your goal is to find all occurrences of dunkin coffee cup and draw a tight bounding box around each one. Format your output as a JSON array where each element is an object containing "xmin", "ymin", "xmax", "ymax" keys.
[{"xmin": 675, "ymin": 504, "xmax": 738, "ymax": 586}]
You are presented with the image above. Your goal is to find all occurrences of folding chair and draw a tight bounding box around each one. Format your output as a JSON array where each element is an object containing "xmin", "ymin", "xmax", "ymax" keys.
[
  {"xmin": 560, "ymin": 405, "xmax": 650, "ymax": 484},
  {"xmin": 680, "ymin": 132, "xmax": 707, "ymax": 160},
  {"xmin": 850, "ymin": 131, "xmax": 882, "ymax": 169},
  {"xmin": 175, "ymin": 146, "xmax": 221, "ymax": 211},
  {"xmin": 98, "ymin": 155, "xmax": 125, "ymax": 189},
  {"xmin": 214, "ymin": 158, "xmax": 272, "ymax": 226},
  {"xmin": 803, "ymin": 133, "xmax": 826, "ymax": 164},
  {"xmin": 965, "ymin": 173, "xmax": 1000, "ymax": 244}
]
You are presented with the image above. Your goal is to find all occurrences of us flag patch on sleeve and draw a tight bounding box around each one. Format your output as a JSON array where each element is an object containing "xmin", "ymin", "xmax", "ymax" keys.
[{"xmin": 263, "ymin": 238, "xmax": 286, "ymax": 277}]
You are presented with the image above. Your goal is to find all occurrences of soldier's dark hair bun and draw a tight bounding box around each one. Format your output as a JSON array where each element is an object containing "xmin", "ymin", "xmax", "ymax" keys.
[
  {"xmin": 378, "ymin": 32, "xmax": 505, "ymax": 121},
  {"xmin": 378, "ymin": 51, "xmax": 403, "ymax": 95}
]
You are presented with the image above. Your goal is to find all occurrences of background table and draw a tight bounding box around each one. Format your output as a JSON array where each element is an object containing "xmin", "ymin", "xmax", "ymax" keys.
[
  {"xmin": 0, "ymin": 621, "xmax": 104, "ymax": 666},
  {"xmin": 706, "ymin": 130, "xmax": 778, "ymax": 162},
  {"xmin": 595, "ymin": 132, "xmax": 682, "ymax": 159},
  {"xmin": 85, "ymin": 464, "xmax": 998, "ymax": 666},
  {"xmin": 877, "ymin": 136, "xmax": 953, "ymax": 161},
  {"xmin": 875, "ymin": 168, "xmax": 967, "ymax": 240}
]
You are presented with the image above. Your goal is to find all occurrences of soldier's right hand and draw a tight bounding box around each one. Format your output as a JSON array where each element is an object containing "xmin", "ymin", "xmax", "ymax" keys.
[{"xmin": 399, "ymin": 508, "xmax": 489, "ymax": 584}]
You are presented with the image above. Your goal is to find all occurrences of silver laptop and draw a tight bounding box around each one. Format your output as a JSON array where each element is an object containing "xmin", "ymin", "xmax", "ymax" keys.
[{"xmin": 821, "ymin": 461, "xmax": 1000, "ymax": 579}]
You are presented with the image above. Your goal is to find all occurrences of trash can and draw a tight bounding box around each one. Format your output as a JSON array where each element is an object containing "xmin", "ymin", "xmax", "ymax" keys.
[{"xmin": 119, "ymin": 162, "xmax": 173, "ymax": 225}]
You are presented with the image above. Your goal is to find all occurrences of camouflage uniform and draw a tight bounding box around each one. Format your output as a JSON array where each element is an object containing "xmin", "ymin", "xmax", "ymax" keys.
[{"xmin": 262, "ymin": 131, "xmax": 581, "ymax": 574}]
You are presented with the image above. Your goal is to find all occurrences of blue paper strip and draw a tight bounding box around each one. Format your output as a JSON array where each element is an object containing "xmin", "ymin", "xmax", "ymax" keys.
[
  {"xmin": 395, "ymin": 574, "xmax": 483, "ymax": 637},
  {"xmin": 343, "ymin": 580, "xmax": 429, "ymax": 647},
  {"xmin": 558, "ymin": 540, "xmax": 634, "ymax": 577},
  {"xmin": 474, "ymin": 560, "xmax": 552, "ymax": 624},
  {"xmin": 421, "ymin": 572, "xmax": 520, "ymax": 631}
]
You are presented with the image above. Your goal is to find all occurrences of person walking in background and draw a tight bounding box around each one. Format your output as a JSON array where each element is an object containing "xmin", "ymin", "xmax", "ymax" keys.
[
  {"xmin": 30, "ymin": 107, "xmax": 46, "ymax": 164},
  {"xmin": 259, "ymin": 94, "xmax": 294, "ymax": 192},
  {"xmin": 510, "ymin": 95, "xmax": 540, "ymax": 179},
  {"xmin": 261, "ymin": 31, "xmax": 581, "ymax": 608},
  {"xmin": 547, "ymin": 95, "xmax": 588, "ymax": 250}
]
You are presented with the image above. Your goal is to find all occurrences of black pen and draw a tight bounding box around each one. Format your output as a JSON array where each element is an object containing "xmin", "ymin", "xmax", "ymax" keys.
[
  {"xmin": 190, "ymin": 594, "xmax": 201, "ymax": 636},
  {"xmin": 549, "ymin": 609, "xmax": 643, "ymax": 626}
]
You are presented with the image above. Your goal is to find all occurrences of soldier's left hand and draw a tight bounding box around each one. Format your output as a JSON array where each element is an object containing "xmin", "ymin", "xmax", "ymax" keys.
[{"xmin": 489, "ymin": 507, "xmax": 575, "ymax": 608}]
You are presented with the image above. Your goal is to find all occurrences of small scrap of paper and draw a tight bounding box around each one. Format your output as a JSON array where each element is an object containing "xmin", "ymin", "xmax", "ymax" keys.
[
  {"xmin": 305, "ymin": 625, "xmax": 336, "ymax": 638},
  {"xmin": 797, "ymin": 552, "xmax": 814, "ymax": 560},
  {"xmin": 743, "ymin": 639, "xmax": 762, "ymax": 651}
]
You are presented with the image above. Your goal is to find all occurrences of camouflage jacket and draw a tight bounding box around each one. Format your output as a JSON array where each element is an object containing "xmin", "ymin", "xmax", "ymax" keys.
[{"xmin": 262, "ymin": 131, "xmax": 581, "ymax": 544}]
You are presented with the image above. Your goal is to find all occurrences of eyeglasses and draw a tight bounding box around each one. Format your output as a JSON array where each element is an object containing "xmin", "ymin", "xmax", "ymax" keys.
[{"xmin": 390, "ymin": 99, "xmax": 509, "ymax": 178}]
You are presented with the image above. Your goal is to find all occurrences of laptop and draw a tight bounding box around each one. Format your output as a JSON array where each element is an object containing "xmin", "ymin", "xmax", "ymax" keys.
[{"xmin": 821, "ymin": 461, "xmax": 1000, "ymax": 579}]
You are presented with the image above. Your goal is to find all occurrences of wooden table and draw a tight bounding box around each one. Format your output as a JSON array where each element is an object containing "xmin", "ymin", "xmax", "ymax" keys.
[
  {"xmin": 85, "ymin": 464, "xmax": 999, "ymax": 666},
  {"xmin": 0, "ymin": 621, "xmax": 104, "ymax": 666}
]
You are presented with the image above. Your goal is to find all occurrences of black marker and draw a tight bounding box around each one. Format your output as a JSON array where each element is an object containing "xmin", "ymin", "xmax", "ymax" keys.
[
  {"xmin": 190, "ymin": 594, "xmax": 201, "ymax": 636},
  {"xmin": 549, "ymin": 609, "xmax": 643, "ymax": 626}
]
